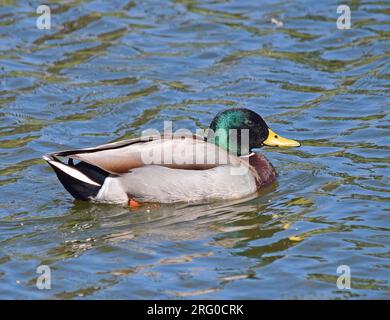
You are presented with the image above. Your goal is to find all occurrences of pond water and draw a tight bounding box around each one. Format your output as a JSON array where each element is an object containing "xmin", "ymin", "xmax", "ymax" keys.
[{"xmin": 0, "ymin": 0, "xmax": 389, "ymax": 299}]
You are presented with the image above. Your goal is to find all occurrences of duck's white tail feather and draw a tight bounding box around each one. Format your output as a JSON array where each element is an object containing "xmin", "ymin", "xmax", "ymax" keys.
[
  {"xmin": 43, "ymin": 156, "xmax": 101, "ymax": 186},
  {"xmin": 43, "ymin": 154, "xmax": 108, "ymax": 200}
]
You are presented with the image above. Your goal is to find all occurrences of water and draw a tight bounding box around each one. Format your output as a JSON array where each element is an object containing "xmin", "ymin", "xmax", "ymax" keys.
[{"xmin": 0, "ymin": 0, "xmax": 389, "ymax": 299}]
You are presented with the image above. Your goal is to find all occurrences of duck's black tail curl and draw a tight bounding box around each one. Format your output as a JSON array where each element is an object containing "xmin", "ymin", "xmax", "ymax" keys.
[{"xmin": 43, "ymin": 154, "xmax": 109, "ymax": 200}]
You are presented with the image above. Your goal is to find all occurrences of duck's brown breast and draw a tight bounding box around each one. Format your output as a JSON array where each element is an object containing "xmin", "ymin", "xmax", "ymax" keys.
[{"xmin": 249, "ymin": 153, "xmax": 277, "ymax": 188}]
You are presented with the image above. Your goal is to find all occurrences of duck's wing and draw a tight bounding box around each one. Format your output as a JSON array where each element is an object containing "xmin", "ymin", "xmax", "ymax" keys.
[
  {"xmin": 44, "ymin": 134, "xmax": 243, "ymax": 174},
  {"xmin": 44, "ymin": 135, "xmax": 159, "ymax": 174}
]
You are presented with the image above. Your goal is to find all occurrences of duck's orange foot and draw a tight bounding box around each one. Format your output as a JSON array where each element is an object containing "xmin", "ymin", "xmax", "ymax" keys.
[{"xmin": 128, "ymin": 199, "xmax": 141, "ymax": 208}]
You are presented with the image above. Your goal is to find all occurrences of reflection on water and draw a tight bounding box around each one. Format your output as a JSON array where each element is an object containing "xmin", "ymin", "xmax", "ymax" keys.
[{"xmin": 0, "ymin": 0, "xmax": 389, "ymax": 299}]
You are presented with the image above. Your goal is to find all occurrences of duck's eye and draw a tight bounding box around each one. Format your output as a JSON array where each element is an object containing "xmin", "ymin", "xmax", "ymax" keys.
[
  {"xmin": 274, "ymin": 135, "xmax": 278, "ymax": 139},
  {"xmin": 245, "ymin": 120, "xmax": 253, "ymax": 126}
]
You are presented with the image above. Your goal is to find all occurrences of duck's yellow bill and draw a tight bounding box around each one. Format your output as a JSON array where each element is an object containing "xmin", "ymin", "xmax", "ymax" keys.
[{"xmin": 263, "ymin": 128, "xmax": 300, "ymax": 147}]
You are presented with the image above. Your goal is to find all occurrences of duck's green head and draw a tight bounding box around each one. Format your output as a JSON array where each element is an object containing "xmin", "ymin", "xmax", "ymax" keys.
[{"xmin": 207, "ymin": 108, "xmax": 300, "ymax": 155}]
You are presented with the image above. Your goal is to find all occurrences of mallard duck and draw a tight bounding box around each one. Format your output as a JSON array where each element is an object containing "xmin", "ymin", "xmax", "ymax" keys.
[{"xmin": 43, "ymin": 108, "xmax": 300, "ymax": 204}]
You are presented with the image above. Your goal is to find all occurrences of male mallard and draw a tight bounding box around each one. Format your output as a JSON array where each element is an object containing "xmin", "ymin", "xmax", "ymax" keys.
[{"xmin": 43, "ymin": 108, "xmax": 300, "ymax": 204}]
